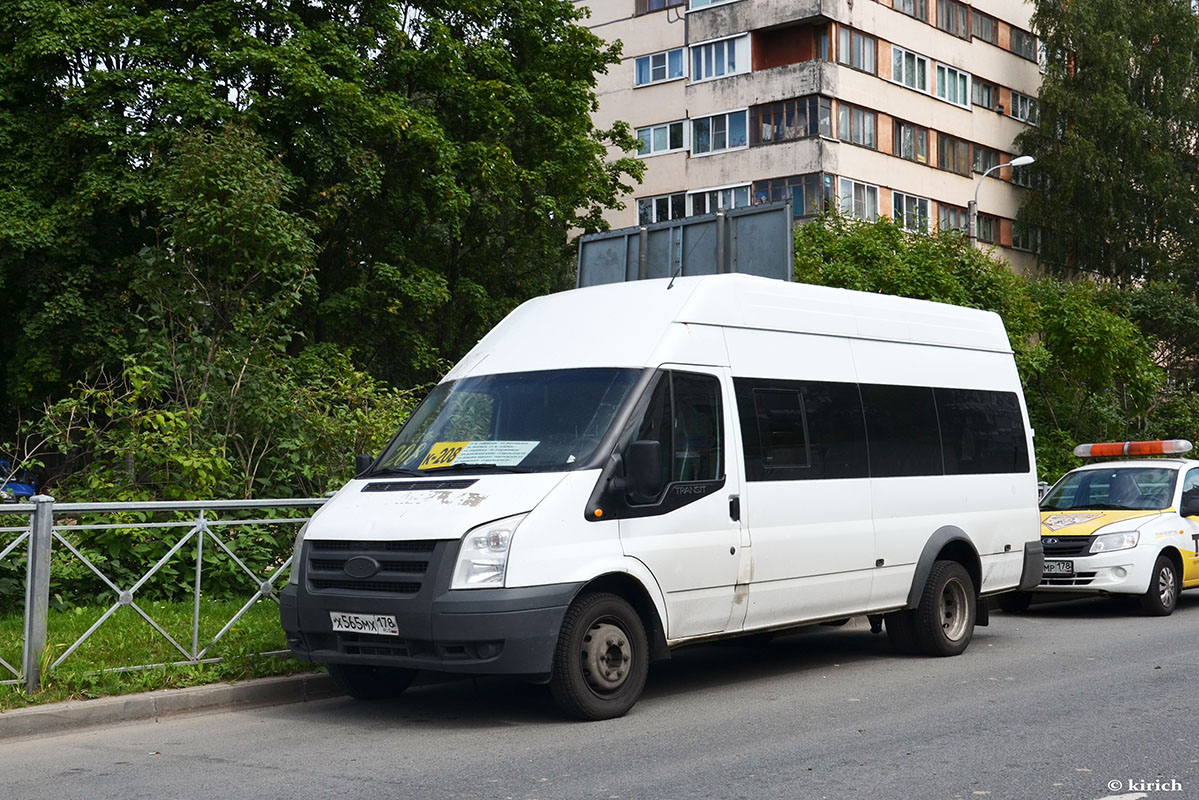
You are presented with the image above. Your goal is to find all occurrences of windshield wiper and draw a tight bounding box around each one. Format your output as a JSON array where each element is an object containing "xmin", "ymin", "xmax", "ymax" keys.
[
  {"xmin": 1041, "ymin": 503, "xmax": 1146, "ymax": 512},
  {"xmin": 364, "ymin": 466, "xmax": 425, "ymax": 478},
  {"xmin": 421, "ymin": 463, "xmax": 532, "ymax": 474}
]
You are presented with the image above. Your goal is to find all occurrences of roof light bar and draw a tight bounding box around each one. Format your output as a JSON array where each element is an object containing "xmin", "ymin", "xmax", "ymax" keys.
[{"xmin": 1073, "ymin": 439, "xmax": 1193, "ymax": 458}]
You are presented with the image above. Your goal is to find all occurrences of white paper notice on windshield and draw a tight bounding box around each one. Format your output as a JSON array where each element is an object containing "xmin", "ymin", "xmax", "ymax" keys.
[{"xmin": 420, "ymin": 440, "xmax": 539, "ymax": 469}]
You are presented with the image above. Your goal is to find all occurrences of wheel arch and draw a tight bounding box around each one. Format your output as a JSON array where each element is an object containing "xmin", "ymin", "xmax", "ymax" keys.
[
  {"xmin": 577, "ymin": 572, "xmax": 671, "ymax": 661},
  {"xmin": 905, "ymin": 526, "xmax": 982, "ymax": 610}
]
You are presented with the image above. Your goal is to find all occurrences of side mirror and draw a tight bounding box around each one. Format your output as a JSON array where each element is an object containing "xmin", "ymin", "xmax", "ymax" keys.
[
  {"xmin": 624, "ymin": 440, "xmax": 664, "ymax": 497},
  {"xmin": 354, "ymin": 453, "xmax": 374, "ymax": 477},
  {"xmin": 1181, "ymin": 498, "xmax": 1199, "ymax": 518}
]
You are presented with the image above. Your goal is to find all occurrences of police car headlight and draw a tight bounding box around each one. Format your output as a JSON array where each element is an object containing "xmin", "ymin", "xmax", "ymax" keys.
[
  {"xmin": 287, "ymin": 522, "xmax": 310, "ymax": 585},
  {"xmin": 451, "ymin": 514, "xmax": 526, "ymax": 590},
  {"xmin": 1089, "ymin": 531, "xmax": 1139, "ymax": 553}
]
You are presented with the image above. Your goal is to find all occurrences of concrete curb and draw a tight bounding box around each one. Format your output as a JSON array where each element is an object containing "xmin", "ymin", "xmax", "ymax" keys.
[{"xmin": 0, "ymin": 672, "xmax": 338, "ymax": 741}]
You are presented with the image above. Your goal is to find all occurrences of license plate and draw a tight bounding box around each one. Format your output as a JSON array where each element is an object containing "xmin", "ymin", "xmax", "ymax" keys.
[
  {"xmin": 329, "ymin": 612, "xmax": 399, "ymax": 636},
  {"xmin": 1043, "ymin": 560, "xmax": 1074, "ymax": 577}
]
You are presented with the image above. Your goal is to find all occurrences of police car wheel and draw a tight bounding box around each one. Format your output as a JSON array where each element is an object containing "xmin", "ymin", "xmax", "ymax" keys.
[
  {"xmin": 1139, "ymin": 555, "xmax": 1180, "ymax": 617},
  {"xmin": 327, "ymin": 662, "xmax": 417, "ymax": 700}
]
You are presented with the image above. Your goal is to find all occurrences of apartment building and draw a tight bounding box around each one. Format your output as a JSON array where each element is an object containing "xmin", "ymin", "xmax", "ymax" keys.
[{"xmin": 581, "ymin": 0, "xmax": 1043, "ymax": 271}]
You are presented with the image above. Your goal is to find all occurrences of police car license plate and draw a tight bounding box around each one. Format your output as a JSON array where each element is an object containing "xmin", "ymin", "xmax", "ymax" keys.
[
  {"xmin": 329, "ymin": 612, "xmax": 399, "ymax": 636},
  {"xmin": 1043, "ymin": 560, "xmax": 1074, "ymax": 577}
]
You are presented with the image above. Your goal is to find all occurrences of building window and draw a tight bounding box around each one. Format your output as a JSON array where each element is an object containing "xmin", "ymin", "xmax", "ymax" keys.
[
  {"xmin": 1012, "ymin": 222, "xmax": 1041, "ymax": 252},
  {"xmin": 838, "ymin": 177, "xmax": 879, "ymax": 221},
  {"xmin": 939, "ymin": 204, "xmax": 968, "ymax": 233},
  {"xmin": 937, "ymin": 0, "xmax": 970, "ymax": 40},
  {"xmin": 690, "ymin": 0, "xmax": 737, "ymax": 8},
  {"xmin": 894, "ymin": 0, "xmax": 926, "ymax": 22},
  {"xmin": 977, "ymin": 213, "xmax": 998, "ymax": 243},
  {"xmin": 692, "ymin": 109, "xmax": 748, "ymax": 155},
  {"xmin": 891, "ymin": 46, "xmax": 929, "ymax": 93},
  {"xmin": 971, "ymin": 10, "xmax": 998, "ymax": 45},
  {"xmin": 838, "ymin": 103, "xmax": 877, "ymax": 148},
  {"xmin": 937, "ymin": 133, "xmax": 971, "ymax": 176},
  {"xmin": 635, "ymin": 48, "xmax": 685, "ymax": 87},
  {"xmin": 637, "ymin": 193, "xmax": 686, "ymax": 225},
  {"xmin": 972, "ymin": 79, "xmax": 999, "ymax": 110},
  {"xmin": 1012, "ymin": 162, "xmax": 1041, "ymax": 189},
  {"xmin": 893, "ymin": 120, "xmax": 928, "ymax": 164},
  {"xmin": 973, "ymin": 146, "xmax": 1000, "ymax": 174},
  {"xmin": 1011, "ymin": 92, "xmax": 1039, "ymax": 123},
  {"xmin": 750, "ymin": 96, "xmax": 832, "ymax": 145},
  {"xmin": 752, "ymin": 173, "xmax": 834, "ymax": 216},
  {"xmin": 689, "ymin": 185, "xmax": 751, "ymax": 215},
  {"xmin": 936, "ymin": 64, "xmax": 970, "ymax": 108},
  {"xmin": 837, "ymin": 27, "xmax": 877, "ymax": 74},
  {"xmin": 691, "ymin": 35, "xmax": 749, "ymax": 82},
  {"xmin": 818, "ymin": 25, "xmax": 831, "ymax": 61},
  {"xmin": 1011, "ymin": 28, "xmax": 1037, "ymax": 61},
  {"xmin": 892, "ymin": 192, "xmax": 930, "ymax": 233},
  {"xmin": 636, "ymin": 0, "xmax": 685, "ymax": 14},
  {"xmin": 636, "ymin": 121, "xmax": 686, "ymax": 156}
]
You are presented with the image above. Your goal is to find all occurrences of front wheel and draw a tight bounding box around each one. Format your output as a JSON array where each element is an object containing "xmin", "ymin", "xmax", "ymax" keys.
[
  {"xmin": 913, "ymin": 560, "xmax": 976, "ymax": 657},
  {"xmin": 549, "ymin": 592, "xmax": 648, "ymax": 721},
  {"xmin": 327, "ymin": 663, "xmax": 417, "ymax": 700},
  {"xmin": 1140, "ymin": 555, "xmax": 1180, "ymax": 616}
]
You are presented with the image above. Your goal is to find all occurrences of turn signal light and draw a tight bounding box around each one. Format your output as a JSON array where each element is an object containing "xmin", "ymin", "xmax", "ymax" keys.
[{"xmin": 1073, "ymin": 439, "xmax": 1193, "ymax": 458}]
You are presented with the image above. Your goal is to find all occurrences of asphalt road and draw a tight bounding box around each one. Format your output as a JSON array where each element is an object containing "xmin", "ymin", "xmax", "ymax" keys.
[{"xmin": 2, "ymin": 594, "xmax": 1197, "ymax": 800}]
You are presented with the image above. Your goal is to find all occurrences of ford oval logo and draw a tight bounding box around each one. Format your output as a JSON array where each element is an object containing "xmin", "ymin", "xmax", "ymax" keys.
[
  {"xmin": 344, "ymin": 556, "xmax": 381, "ymax": 579},
  {"xmin": 1044, "ymin": 538, "xmax": 1059, "ymax": 545}
]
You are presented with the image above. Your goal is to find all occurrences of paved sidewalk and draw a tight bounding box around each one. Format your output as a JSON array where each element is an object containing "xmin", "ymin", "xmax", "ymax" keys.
[{"xmin": 0, "ymin": 672, "xmax": 338, "ymax": 741}]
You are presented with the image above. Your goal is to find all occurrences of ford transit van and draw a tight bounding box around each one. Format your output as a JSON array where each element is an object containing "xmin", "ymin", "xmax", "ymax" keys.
[{"xmin": 280, "ymin": 274, "xmax": 1043, "ymax": 719}]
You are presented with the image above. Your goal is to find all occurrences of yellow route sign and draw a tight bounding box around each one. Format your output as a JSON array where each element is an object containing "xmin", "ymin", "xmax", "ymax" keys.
[{"xmin": 419, "ymin": 441, "xmax": 469, "ymax": 470}]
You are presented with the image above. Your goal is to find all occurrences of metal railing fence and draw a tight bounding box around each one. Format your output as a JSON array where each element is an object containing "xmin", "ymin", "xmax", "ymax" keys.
[{"xmin": 0, "ymin": 495, "xmax": 326, "ymax": 693}]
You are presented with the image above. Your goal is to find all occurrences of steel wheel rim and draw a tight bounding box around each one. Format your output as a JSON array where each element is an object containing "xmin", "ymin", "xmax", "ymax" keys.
[
  {"xmin": 580, "ymin": 619, "xmax": 632, "ymax": 695},
  {"xmin": 1158, "ymin": 566, "xmax": 1177, "ymax": 608},
  {"xmin": 939, "ymin": 578, "xmax": 970, "ymax": 641}
]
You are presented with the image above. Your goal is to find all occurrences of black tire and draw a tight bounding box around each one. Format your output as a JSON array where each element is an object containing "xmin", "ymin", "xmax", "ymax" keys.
[
  {"xmin": 913, "ymin": 560, "xmax": 976, "ymax": 657},
  {"xmin": 327, "ymin": 663, "xmax": 417, "ymax": 700},
  {"xmin": 884, "ymin": 610, "xmax": 919, "ymax": 654},
  {"xmin": 996, "ymin": 591, "xmax": 1033, "ymax": 614},
  {"xmin": 1140, "ymin": 554, "xmax": 1180, "ymax": 616},
  {"xmin": 549, "ymin": 592, "xmax": 649, "ymax": 721}
]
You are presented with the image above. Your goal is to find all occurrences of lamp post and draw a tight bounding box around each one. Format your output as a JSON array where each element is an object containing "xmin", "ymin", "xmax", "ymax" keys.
[{"xmin": 968, "ymin": 155, "xmax": 1035, "ymax": 242}]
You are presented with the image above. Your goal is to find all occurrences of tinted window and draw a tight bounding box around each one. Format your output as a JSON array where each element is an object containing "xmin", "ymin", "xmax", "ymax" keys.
[
  {"xmin": 860, "ymin": 384, "xmax": 942, "ymax": 477},
  {"xmin": 736, "ymin": 379, "xmax": 867, "ymax": 481},
  {"xmin": 935, "ymin": 388, "xmax": 1029, "ymax": 474},
  {"xmin": 627, "ymin": 371, "xmax": 724, "ymax": 502}
]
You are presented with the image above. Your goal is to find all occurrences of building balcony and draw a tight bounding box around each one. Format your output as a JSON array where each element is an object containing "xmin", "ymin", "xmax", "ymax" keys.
[{"xmin": 688, "ymin": 0, "xmax": 835, "ymax": 43}]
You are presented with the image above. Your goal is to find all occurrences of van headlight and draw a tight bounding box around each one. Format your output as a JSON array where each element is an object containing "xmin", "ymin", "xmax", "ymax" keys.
[
  {"xmin": 1089, "ymin": 531, "xmax": 1139, "ymax": 553},
  {"xmin": 288, "ymin": 522, "xmax": 310, "ymax": 585},
  {"xmin": 451, "ymin": 514, "xmax": 526, "ymax": 590}
]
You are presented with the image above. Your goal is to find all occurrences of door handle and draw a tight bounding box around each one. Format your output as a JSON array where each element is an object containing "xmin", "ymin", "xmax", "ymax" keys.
[{"xmin": 729, "ymin": 494, "xmax": 740, "ymax": 522}]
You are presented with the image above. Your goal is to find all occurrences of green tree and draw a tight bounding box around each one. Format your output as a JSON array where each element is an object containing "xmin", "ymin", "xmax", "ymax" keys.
[
  {"xmin": 0, "ymin": 0, "xmax": 641, "ymax": 439},
  {"xmin": 1017, "ymin": 0, "xmax": 1199, "ymax": 283}
]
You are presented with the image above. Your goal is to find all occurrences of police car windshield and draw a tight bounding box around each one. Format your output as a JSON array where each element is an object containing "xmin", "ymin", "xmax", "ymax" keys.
[
  {"xmin": 372, "ymin": 368, "xmax": 643, "ymax": 475},
  {"xmin": 1040, "ymin": 467, "xmax": 1178, "ymax": 512}
]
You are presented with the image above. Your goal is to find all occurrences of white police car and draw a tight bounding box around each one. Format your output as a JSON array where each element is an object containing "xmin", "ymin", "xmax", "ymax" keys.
[{"xmin": 1002, "ymin": 440, "xmax": 1199, "ymax": 615}]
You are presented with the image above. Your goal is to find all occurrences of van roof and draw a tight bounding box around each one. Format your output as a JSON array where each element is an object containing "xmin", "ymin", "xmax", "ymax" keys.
[{"xmin": 444, "ymin": 274, "xmax": 1012, "ymax": 380}]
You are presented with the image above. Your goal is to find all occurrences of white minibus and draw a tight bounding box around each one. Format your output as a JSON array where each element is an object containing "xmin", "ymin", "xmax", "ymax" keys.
[{"xmin": 280, "ymin": 274, "xmax": 1044, "ymax": 719}]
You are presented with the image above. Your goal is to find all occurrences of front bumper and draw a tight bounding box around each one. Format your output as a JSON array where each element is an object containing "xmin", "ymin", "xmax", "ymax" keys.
[
  {"xmin": 1036, "ymin": 547, "xmax": 1155, "ymax": 595},
  {"xmin": 280, "ymin": 538, "xmax": 581, "ymax": 678}
]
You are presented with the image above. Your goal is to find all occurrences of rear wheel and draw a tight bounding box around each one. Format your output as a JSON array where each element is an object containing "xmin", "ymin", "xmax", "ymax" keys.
[
  {"xmin": 913, "ymin": 560, "xmax": 976, "ymax": 657},
  {"xmin": 1140, "ymin": 555, "xmax": 1180, "ymax": 616},
  {"xmin": 550, "ymin": 592, "xmax": 648, "ymax": 721},
  {"xmin": 326, "ymin": 663, "xmax": 417, "ymax": 700}
]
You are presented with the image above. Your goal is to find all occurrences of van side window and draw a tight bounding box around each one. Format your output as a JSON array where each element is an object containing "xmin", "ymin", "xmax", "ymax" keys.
[
  {"xmin": 860, "ymin": 384, "xmax": 942, "ymax": 477},
  {"xmin": 627, "ymin": 371, "xmax": 725, "ymax": 502},
  {"xmin": 735, "ymin": 378, "xmax": 868, "ymax": 481},
  {"xmin": 935, "ymin": 388, "xmax": 1030, "ymax": 474}
]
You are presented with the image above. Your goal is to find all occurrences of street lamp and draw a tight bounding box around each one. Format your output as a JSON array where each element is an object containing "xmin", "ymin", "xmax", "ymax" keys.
[{"xmin": 968, "ymin": 155, "xmax": 1035, "ymax": 242}]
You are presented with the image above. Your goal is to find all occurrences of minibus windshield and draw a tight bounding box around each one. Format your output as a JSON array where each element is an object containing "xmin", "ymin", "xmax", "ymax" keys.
[
  {"xmin": 1040, "ymin": 467, "xmax": 1177, "ymax": 512},
  {"xmin": 372, "ymin": 368, "xmax": 644, "ymax": 475}
]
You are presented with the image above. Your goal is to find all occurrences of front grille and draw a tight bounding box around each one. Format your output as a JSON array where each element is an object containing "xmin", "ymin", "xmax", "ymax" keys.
[
  {"xmin": 1042, "ymin": 536, "xmax": 1092, "ymax": 557},
  {"xmin": 1042, "ymin": 572, "xmax": 1097, "ymax": 587},
  {"xmin": 306, "ymin": 539, "xmax": 438, "ymax": 595}
]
